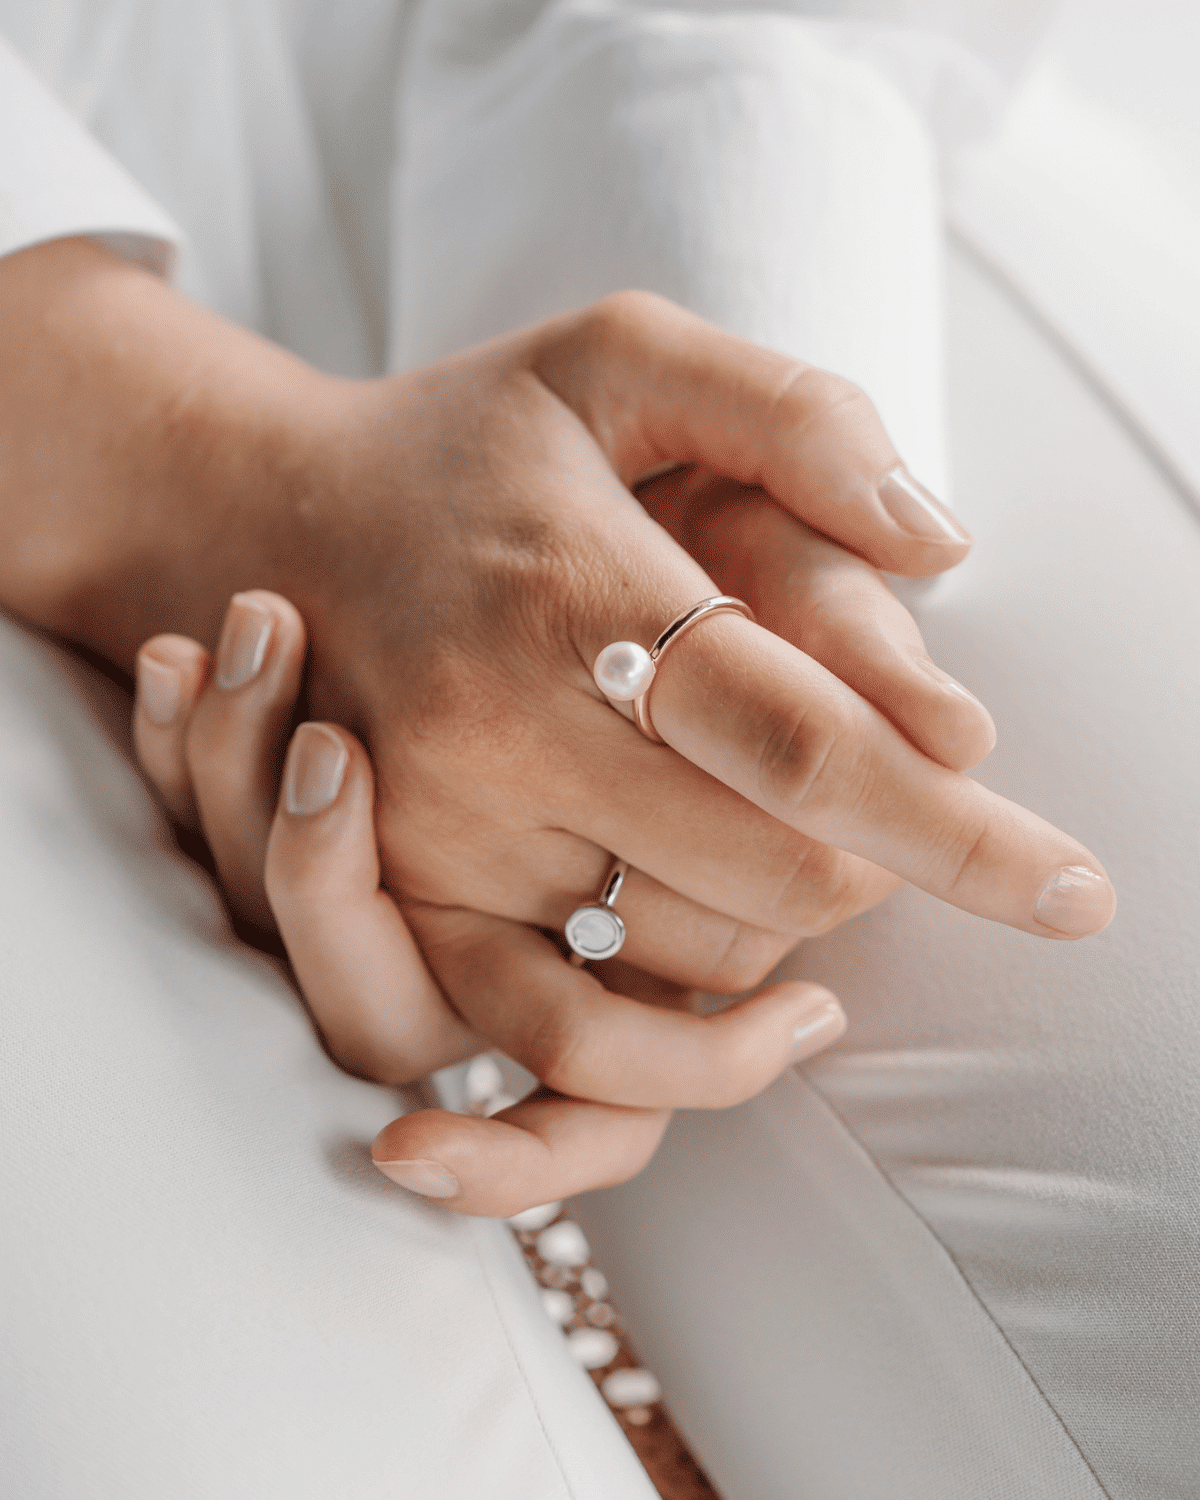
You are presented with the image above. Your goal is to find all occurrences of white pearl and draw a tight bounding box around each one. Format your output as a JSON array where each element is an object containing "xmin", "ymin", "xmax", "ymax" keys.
[
  {"xmin": 567, "ymin": 1328, "xmax": 619, "ymax": 1369},
  {"xmin": 537, "ymin": 1220, "xmax": 590, "ymax": 1266},
  {"xmin": 593, "ymin": 641, "xmax": 655, "ymax": 702},
  {"xmin": 507, "ymin": 1201, "xmax": 561, "ymax": 1232},
  {"xmin": 601, "ymin": 1369, "xmax": 662, "ymax": 1408},
  {"xmin": 541, "ymin": 1288, "xmax": 575, "ymax": 1326}
]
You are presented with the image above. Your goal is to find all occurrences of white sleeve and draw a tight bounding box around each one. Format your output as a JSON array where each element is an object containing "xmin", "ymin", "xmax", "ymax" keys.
[
  {"xmin": 394, "ymin": 2, "xmax": 960, "ymax": 493},
  {"xmin": 0, "ymin": 33, "xmax": 179, "ymax": 273}
]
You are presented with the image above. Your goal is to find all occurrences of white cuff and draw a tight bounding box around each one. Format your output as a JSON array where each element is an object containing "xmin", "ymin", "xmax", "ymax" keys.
[{"xmin": 0, "ymin": 34, "xmax": 180, "ymax": 274}]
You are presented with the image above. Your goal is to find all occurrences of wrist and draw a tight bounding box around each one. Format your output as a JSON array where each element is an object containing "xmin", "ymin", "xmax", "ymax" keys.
[{"xmin": 0, "ymin": 235, "xmax": 339, "ymax": 666}]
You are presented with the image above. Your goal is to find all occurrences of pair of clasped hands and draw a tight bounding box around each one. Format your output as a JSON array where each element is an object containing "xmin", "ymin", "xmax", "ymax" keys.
[{"xmin": 123, "ymin": 286, "xmax": 1115, "ymax": 1218}]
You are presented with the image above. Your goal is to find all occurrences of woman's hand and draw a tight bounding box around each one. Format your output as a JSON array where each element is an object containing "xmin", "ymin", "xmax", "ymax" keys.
[
  {"xmin": 134, "ymin": 593, "xmax": 847, "ymax": 1214},
  {"xmin": 0, "ymin": 238, "xmax": 1115, "ymax": 1012}
]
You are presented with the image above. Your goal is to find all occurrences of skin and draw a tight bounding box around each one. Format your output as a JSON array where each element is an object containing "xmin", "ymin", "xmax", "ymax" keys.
[
  {"xmin": 134, "ymin": 595, "xmax": 847, "ymax": 1213},
  {"xmin": 1, "ymin": 236, "xmax": 1115, "ymax": 1207}
]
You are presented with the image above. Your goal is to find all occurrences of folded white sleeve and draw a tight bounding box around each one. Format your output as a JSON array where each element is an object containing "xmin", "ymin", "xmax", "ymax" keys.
[{"xmin": 0, "ymin": 33, "xmax": 178, "ymax": 272}]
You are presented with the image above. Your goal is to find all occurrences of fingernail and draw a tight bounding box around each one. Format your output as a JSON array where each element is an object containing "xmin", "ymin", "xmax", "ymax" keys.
[
  {"xmin": 283, "ymin": 723, "xmax": 348, "ymax": 816},
  {"xmin": 215, "ymin": 594, "xmax": 273, "ymax": 690},
  {"xmin": 1034, "ymin": 865, "xmax": 1116, "ymax": 937},
  {"xmin": 137, "ymin": 653, "xmax": 182, "ymax": 724},
  {"xmin": 878, "ymin": 467, "xmax": 970, "ymax": 546},
  {"xmin": 787, "ymin": 991, "xmax": 847, "ymax": 1065},
  {"xmin": 373, "ymin": 1158, "xmax": 461, "ymax": 1198}
]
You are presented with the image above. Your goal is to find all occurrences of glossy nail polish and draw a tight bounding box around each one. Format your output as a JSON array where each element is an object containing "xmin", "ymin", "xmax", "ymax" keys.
[
  {"xmin": 1034, "ymin": 865, "xmax": 1116, "ymax": 937},
  {"xmin": 787, "ymin": 992, "xmax": 847, "ymax": 1065},
  {"xmin": 283, "ymin": 723, "xmax": 348, "ymax": 816},
  {"xmin": 137, "ymin": 654, "xmax": 181, "ymax": 724},
  {"xmin": 373, "ymin": 1158, "xmax": 461, "ymax": 1198},
  {"xmin": 215, "ymin": 594, "xmax": 273, "ymax": 690},
  {"xmin": 878, "ymin": 467, "xmax": 970, "ymax": 546}
]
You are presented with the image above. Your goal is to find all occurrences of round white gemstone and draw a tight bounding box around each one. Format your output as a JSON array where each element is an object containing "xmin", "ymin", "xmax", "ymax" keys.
[
  {"xmin": 593, "ymin": 641, "xmax": 655, "ymax": 702},
  {"xmin": 585, "ymin": 1302, "xmax": 615, "ymax": 1328},
  {"xmin": 564, "ymin": 905, "xmax": 625, "ymax": 961},
  {"xmin": 537, "ymin": 1220, "xmax": 590, "ymax": 1266},
  {"xmin": 602, "ymin": 1369, "xmax": 662, "ymax": 1408},
  {"xmin": 580, "ymin": 1267, "xmax": 608, "ymax": 1301},
  {"xmin": 567, "ymin": 1328, "xmax": 619, "ymax": 1369},
  {"xmin": 541, "ymin": 1288, "xmax": 575, "ymax": 1326},
  {"xmin": 624, "ymin": 1406, "xmax": 652, "ymax": 1426},
  {"xmin": 507, "ymin": 1201, "xmax": 561, "ymax": 1232}
]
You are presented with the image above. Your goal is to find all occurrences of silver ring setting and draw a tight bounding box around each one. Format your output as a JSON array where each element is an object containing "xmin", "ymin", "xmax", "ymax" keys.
[
  {"xmin": 592, "ymin": 596, "xmax": 756, "ymax": 745},
  {"xmin": 565, "ymin": 859, "xmax": 628, "ymax": 966}
]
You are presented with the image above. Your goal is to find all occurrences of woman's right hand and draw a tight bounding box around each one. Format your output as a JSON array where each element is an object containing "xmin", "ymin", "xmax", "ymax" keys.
[{"xmin": 134, "ymin": 593, "xmax": 848, "ymax": 1215}]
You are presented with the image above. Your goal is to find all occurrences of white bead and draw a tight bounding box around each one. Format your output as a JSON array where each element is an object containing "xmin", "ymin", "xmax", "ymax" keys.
[
  {"xmin": 601, "ymin": 1368, "xmax": 662, "ymax": 1408},
  {"xmin": 593, "ymin": 641, "xmax": 655, "ymax": 702},
  {"xmin": 581, "ymin": 1267, "xmax": 608, "ymax": 1300},
  {"xmin": 567, "ymin": 1328, "xmax": 619, "ymax": 1369},
  {"xmin": 464, "ymin": 1054, "xmax": 504, "ymax": 1105},
  {"xmin": 507, "ymin": 1201, "xmax": 561, "ymax": 1232},
  {"xmin": 536, "ymin": 1220, "xmax": 590, "ymax": 1266},
  {"xmin": 541, "ymin": 1288, "xmax": 575, "ymax": 1326}
]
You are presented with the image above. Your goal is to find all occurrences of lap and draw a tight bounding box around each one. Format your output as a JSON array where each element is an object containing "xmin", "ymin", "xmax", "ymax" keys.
[{"xmin": 0, "ymin": 622, "xmax": 653, "ymax": 1500}]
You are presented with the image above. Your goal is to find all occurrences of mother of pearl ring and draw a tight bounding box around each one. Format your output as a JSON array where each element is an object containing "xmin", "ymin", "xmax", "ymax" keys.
[
  {"xmin": 565, "ymin": 859, "xmax": 629, "ymax": 966},
  {"xmin": 592, "ymin": 596, "xmax": 756, "ymax": 745}
]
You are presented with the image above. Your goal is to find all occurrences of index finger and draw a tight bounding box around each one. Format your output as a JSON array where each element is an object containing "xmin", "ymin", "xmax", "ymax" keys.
[
  {"xmin": 648, "ymin": 615, "xmax": 1115, "ymax": 939},
  {"xmin": 532, "ymin": 291, "xmax": 969, "ymax": 578}
]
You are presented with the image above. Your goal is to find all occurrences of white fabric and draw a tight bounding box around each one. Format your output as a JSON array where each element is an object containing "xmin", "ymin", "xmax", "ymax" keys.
[
  {"xmin": 3, "ymin": 3, "xmax": 1199, "ymax": 1498},
  {"xmin": 574, "ymin": 238, "xmax": 1200, "ymax": 1497},
  {"xmin": 0, "ymin": 33, "xmax": 177, "ymax": 271},
  {"xmin": 0, "ymin": 621, "xmax": 657, "ymax": 1500},
  {"xmin": 948, "ymin": 0, "xmax": 1200, "ymax": 509}
]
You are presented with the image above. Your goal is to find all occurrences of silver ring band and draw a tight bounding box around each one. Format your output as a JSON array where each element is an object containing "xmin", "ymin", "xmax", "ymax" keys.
[
  {"xmin": 565, "ymin": 858, "xmax": 629, "ymax": 966},
  {"xmin": 632, "ymin": 595, "xmax": 755, "ymax": 744}
]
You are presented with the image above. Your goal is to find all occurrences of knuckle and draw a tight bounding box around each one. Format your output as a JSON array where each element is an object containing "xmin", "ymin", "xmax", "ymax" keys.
[
  {"xmin": 705, "ymin": 924, "xmax": 791, "ymax": 995},
  {"xmin": 578, "ymin": 289, "xmax": 672, "ymax": 356},
  {"xmin": 524, "ymin": 1011, "xmax": 585, "ymax": 1093},
  {"xmin": 756, "ymin": 703, "xmax": 851, "ymax": 819},
  {"xmin": 943, "ymin": 819, "xmax": 993, "ymax": 898},
  {"xmin": 773, "ymin": 840, "xmax": 860, "ymax": 936},
  {"xmin": 778, "ymin": 368, "xmax": 873, "ymax": 433}
]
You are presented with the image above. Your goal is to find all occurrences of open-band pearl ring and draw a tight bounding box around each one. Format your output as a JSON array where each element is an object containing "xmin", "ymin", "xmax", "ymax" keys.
[
  {"xmin": 565, "ymin": 859, "xmax": 629, "ymax": 966},
  {"xmin": 592, "ymin": 596, "xmax": 756, "ymax": 745}
]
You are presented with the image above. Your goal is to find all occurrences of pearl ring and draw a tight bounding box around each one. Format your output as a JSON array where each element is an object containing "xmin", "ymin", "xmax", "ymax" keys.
[
  {"xmin": 565, "ymin": 859, "xmax": 629, "ymax": 966},
  {"xmin": 592, "ymin": 595, "xmax": 756, "ymax": 744}
]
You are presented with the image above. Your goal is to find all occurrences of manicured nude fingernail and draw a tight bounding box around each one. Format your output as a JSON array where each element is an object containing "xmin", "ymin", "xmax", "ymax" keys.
[
  {"xmin": 284, "ymin": 723, "xmax": 348, "ymax": 816},
  {"xmin": 373, "ymin": 1158, "xmax": 460, "ymax": 1198},
  {"xmin": 1034, "ymin": 865, "xmax": 1116, "ymax": 937},
  {"xmin": 787, "ymin": 991, "xmax": 847, "ymax": 1064},
  {"xmin": 878, "ymin": 467, "xmax": 970, "ymax": 546},
  {"xmin": 137, "ymin": 653, "xmax": 182, "ymax": 724},
  {"xmin": 215, "ymin": 594, "xmax": 273, "ymax": 690}
]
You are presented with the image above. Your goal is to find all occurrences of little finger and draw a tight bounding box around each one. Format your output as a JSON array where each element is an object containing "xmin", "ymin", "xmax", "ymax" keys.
[{"xmin": 133, "ymin": 635, "xmax": 210, "ymax": 823}]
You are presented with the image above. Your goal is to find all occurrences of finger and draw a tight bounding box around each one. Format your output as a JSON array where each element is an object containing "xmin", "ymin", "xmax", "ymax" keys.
[
  {"xmin": 533, "ymin": 291, "xmax": 970, "ymax": 577},
  {"xmin": 372, "ymin": 1093, "xmax": 672, "ymax": 1218},
  {"xmin": 410, "ymin": 906, "xmax": 847, "ymax": 1109},
  {"xmin": 133, "ymin": 635, "xmax": 210, "ymax": 823},
  {"xmin": 543, "ymin": 721, "xmax": 902, "ymax": 969},
  {"xmin": 186, "ymin": 591, "xmax": 307, "ymax": 926},
  {"xmin": 267, "ymin": 724, "xmax": 481, "ymax": 1083},
  {"xmin": 644, "ymin": 468, "xmax": 996, "ymax": 770},
  {"xmin": 649, "ymin": 613, "xmax": 1116, "ymax": 939}
]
